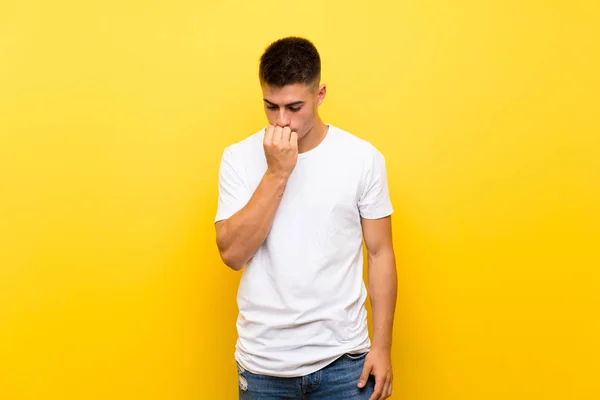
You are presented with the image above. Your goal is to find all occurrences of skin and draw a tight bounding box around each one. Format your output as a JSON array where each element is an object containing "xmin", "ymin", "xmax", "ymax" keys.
[
  {"xmin": 359, "ymin": 215, "xmax": 397, "ymax": 400},
  {"xmin": 261, "ymin": 80, "xmax": 328, "ymax": 154},
  {"xmin": 215, "ymin": 79, "xmax": 397, "ymax": 400}
]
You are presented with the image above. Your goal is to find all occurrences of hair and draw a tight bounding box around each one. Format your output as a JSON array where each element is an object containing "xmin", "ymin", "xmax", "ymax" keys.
[{"xmin": 259, "ymin": 36, "xmax": 321, "ymax": 88}]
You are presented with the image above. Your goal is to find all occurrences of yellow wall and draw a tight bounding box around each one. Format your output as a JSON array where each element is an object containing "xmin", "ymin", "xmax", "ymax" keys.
[{"xmin": 1, "ymin": 1, "xmax": 598, "ymax": 399}]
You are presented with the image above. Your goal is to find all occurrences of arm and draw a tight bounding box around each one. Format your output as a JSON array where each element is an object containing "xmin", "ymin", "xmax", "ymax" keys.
[
  {"xmin": 215, "ymin": 125, "xmax": 298, "ymax": 271},
  {"xmin": 362, "ymin": 215, "xmax": 397, "ymax": 353},
  {"xmin": 215, "ymin": 171, "xmax": 288, "ymax": 270},
  {"xmin": 358, "ymin": 215, "xmax": 397, "ymax": 400}
]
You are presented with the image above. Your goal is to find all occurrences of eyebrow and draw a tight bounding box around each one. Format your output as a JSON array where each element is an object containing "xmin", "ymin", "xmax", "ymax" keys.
[{"xmin": 263, "ymin": 99, "xmax": 305, "ymax": 107}]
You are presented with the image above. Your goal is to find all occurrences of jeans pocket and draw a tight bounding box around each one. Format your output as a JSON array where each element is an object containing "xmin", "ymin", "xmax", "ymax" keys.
[
  {"xmin": 236, "ymin": 362, "xmax": 249, "ymax": 391},
  {"xmin": 343, "ymin": 351, "xmax": 369, "ymax": 361}
]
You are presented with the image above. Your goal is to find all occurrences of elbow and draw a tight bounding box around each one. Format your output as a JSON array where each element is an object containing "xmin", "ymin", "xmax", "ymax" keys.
[
  {"xmin": 368, "ymin": 243, "xmax": 396, "ymax": 260},
  {"xmin": 215, "ymin": 221, "xmax": 246, "ymax": 271},
  {"xmin": 218, "ymin": 247, "xmax": 246, "ymax": 271},
  {"xmin": 222, "ymin": 253, "xmax": 245, "ymax": 271}
]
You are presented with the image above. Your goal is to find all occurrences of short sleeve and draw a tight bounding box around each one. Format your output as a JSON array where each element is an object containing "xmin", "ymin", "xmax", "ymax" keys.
[
  {"xmin": 358, "ymin": 145, "xmax": 394, "ymax": 219},
  {"xmin": 214, "ymin": 147, "xmax": 251, "ymax": 223}
]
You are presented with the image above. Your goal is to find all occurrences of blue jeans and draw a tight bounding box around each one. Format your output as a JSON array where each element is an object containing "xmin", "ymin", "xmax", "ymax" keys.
[{"xmin": 237, "ymin": 352, "xmax": 376, "ymax": 399}]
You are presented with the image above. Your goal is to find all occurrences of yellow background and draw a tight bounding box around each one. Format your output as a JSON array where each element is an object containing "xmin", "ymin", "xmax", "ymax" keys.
[{"xmin": 1, "ymin": 1, "xmax": 598, "ymax": 399}]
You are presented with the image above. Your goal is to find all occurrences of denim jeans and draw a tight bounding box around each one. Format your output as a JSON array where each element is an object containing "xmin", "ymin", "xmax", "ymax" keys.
[{"xmin": 237, "ymin": 352, "xmax": 376, "ymax": 399}]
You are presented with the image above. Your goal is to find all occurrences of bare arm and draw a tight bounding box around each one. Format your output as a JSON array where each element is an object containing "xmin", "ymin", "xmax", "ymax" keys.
[
  {"xmin": 215, "ymin": 171, "xmax": 288, "ymax": 270},
  {"xmin": 362, "ymin": 215, "xmax": 397, "ymax": 352},
  {"xmin": 215, "ymin": 125, "xmax": 298, "ymax": 271},
  {"xmin": 357, "ymin": 215, "xmax": 397, "ymax": 399}
]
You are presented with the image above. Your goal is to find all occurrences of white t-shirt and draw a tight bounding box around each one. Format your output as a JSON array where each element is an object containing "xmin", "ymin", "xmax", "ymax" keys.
[{"xmin": 215, "ymin": 124, "xmax": 394, "ymax": 377}]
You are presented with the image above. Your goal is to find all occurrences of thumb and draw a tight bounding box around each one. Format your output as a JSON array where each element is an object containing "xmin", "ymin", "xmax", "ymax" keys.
[{"xmin": 357, "ymin": 361, "xmax": 372, "ymax": 388}]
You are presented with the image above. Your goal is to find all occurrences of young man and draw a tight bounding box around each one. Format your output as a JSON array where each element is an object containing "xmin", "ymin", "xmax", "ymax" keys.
[{"xmin": 214, "ymin": 37, "xmax": 397, "ymax": 400}]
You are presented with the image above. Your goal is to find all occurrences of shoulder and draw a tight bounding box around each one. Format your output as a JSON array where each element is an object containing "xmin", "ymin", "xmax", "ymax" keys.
[
  {"xmin": 328, "ymin": 124, "xmax": 385, "ymax": 161},
  {"xmin": 220, "ymin": 127, "xmax": 266, "ymax": 165}
]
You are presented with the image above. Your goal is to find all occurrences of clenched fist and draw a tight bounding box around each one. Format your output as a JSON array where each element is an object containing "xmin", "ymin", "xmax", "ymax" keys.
[{"xmin": 263, "ymin": 125, "xmax": 298, "ymax": 178}]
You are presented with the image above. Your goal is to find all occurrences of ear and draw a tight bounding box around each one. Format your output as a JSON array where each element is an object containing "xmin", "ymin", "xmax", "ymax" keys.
[{"xmin": 317, "ymin": 83, "xmax": 326, "ymax": 106}]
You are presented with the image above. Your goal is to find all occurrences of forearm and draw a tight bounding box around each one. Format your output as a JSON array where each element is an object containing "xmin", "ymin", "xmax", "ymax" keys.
[
  {"xmin": 368, "ymin": 249, "xmax": 398, "ymax": 352},
  {"xmin": 216, "ymin": 171, "xmax": 288, "ymax": 270}
]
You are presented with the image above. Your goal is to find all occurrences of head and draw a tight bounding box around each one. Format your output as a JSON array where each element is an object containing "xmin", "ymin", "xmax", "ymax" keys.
[{"xmin": 259, "ymin": 37, "xmax": 326, "ymax": 139}]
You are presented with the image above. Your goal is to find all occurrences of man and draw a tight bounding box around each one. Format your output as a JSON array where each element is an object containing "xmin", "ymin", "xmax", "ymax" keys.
[{"xmin": 214, "ymin": 36, "xmax": 397, "ymax": 400}]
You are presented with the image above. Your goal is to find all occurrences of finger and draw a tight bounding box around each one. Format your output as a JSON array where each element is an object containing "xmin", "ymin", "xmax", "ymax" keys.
[
  {"xmin": 282, "ymin": 126, "xmax": 291, "ymax": 144},
  {"xmin": 290, "ymin": 131, "xmax": 298, "ymax": 149},
  {"xmin": 381, "ymin": 377, "xmax": 391, "ymax": 399},
  {"xmin": 369, "ymin": 374, "xmax": 384, "ymax": 400},
  {"xmin": 357, "ymin": 362, "xmax": 372, "ymax": 389},
  {"xmin": 264, "ymin": 125, "xmax": 274, "ymax": 145},
  {"xmin": 386, "ymin": 379, "xmax": 393, "ymax": 398},
  {"xmin": 273, "ymin": 126, "xmax": 283, "ymax": 146}
]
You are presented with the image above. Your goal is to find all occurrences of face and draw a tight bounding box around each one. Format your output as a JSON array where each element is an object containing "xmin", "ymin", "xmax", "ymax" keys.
[{"xmin": 261, "ymin": 81, "xmax": 326, "ymax": 139}]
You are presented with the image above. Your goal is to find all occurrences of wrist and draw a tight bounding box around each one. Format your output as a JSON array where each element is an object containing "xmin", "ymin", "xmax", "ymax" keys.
[
  {"xmin": 371, "ymin": 340, "xmax": 392, "ymax": 354},
  {"xmin": 265, "ymin": 168, "xmax": 291, "ymax": 182}
]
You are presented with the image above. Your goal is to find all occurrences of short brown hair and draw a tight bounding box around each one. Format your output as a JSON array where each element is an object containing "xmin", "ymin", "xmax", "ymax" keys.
[{"xmin": 259, "ymin": 37, "xmax": 321, "ymax": 87}]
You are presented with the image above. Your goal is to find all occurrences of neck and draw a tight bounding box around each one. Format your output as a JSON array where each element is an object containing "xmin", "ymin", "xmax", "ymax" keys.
[{"xmin": 298, "ymin": 119, "xmax": 328, "ymax": 154}]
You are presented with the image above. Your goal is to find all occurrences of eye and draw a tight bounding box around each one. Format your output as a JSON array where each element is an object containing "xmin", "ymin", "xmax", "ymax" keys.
[
  {"xmin": 266, "ymin": 105, "xmax": 278, "ymax": 110},
  {"xmin": 289, "ymin": 107, "xmax": 301, "ymax": 112}
]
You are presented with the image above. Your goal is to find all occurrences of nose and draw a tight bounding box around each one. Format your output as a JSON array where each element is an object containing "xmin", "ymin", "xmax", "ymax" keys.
[{"xmin": 276, "ymin": 109, "xmax": 290, "ymax": 127}]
